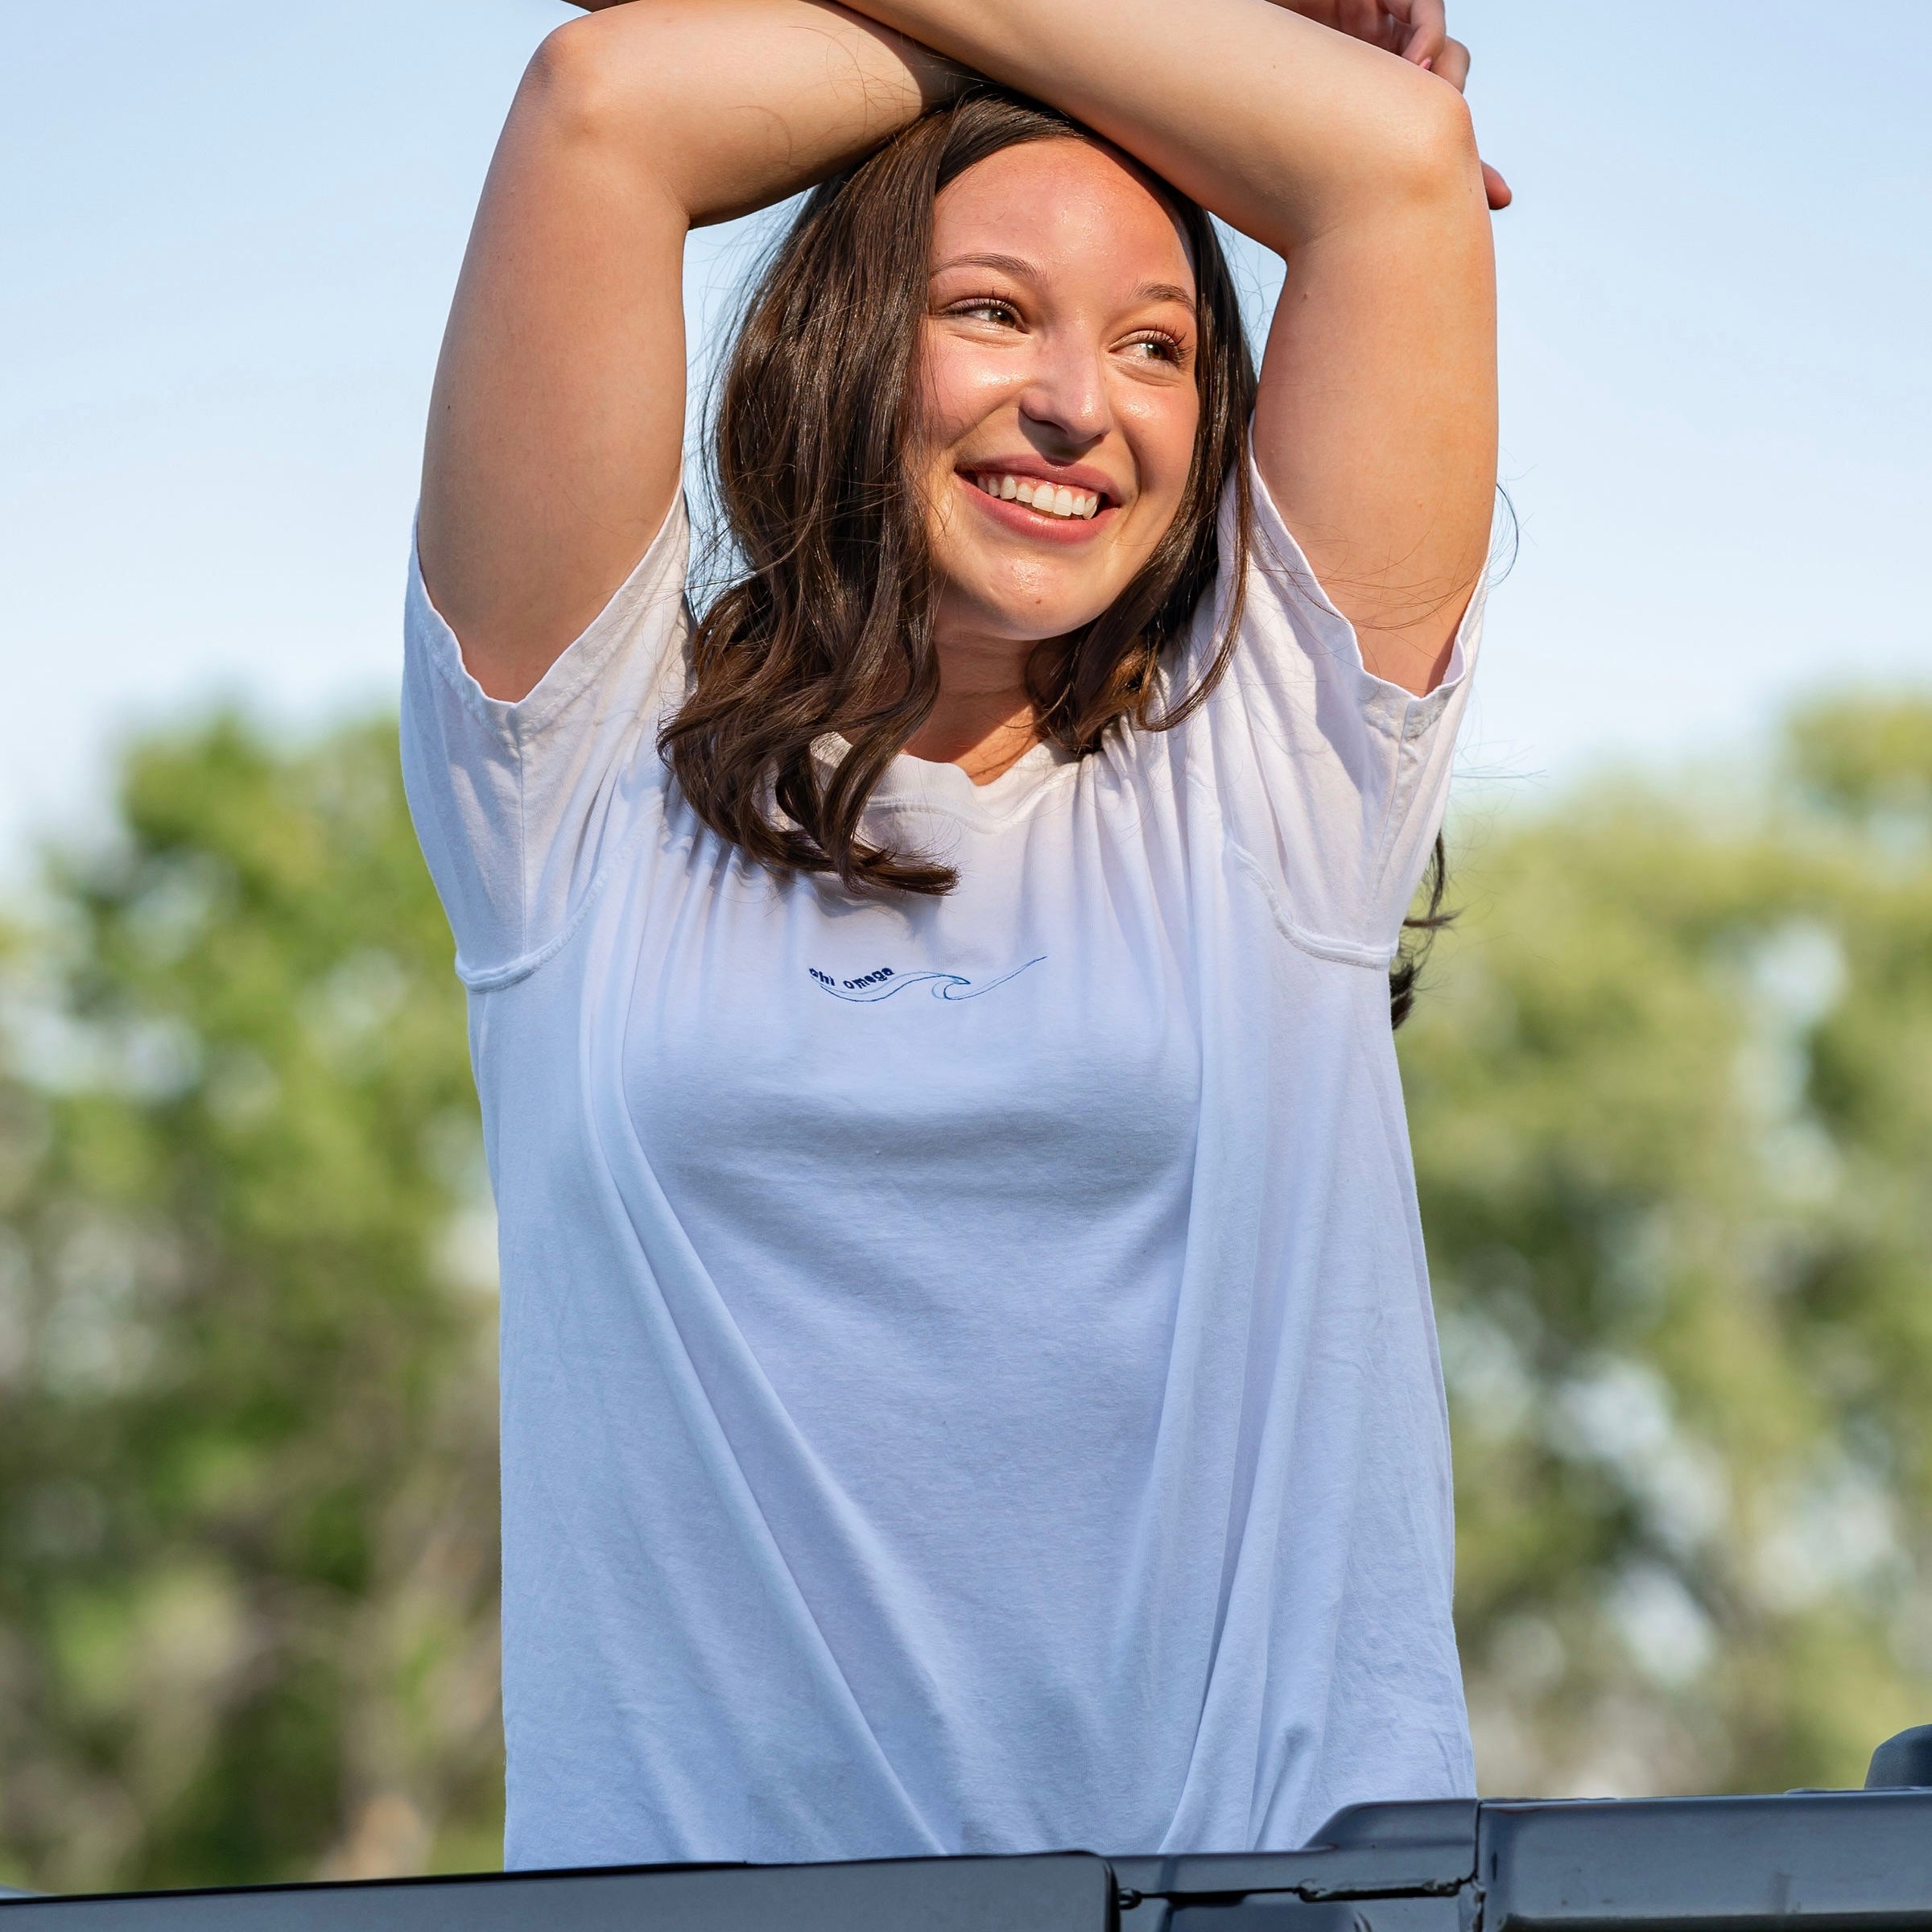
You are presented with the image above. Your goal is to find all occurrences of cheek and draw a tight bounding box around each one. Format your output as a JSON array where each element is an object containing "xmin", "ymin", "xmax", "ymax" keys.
[
  {"xmin": 915, "ymin": 328, "xmax": 1021, "ymax": 455},
  {"xmin": 1118, "ymin": 386, "xmax": 1201, "ymax": 512}
]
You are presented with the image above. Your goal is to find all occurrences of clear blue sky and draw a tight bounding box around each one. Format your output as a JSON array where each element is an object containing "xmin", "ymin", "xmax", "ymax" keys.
[{"xmin": 4, "ymin": 0, "xmax": 1928, "ymax": 872}]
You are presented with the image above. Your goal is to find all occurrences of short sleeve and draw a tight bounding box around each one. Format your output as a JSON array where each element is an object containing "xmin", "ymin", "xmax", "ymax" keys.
[
  {"xmin": 1165, "ymin": 455, "xmax": 1486, "ymax": 965},
  {"xmin": 400, "ymin": 498, "xmax": 693, "ymax": 989}
]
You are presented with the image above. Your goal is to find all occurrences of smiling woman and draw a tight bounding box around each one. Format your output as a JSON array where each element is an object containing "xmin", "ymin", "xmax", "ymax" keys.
[
  {"xmin": 402, "ymin": 0, "xmax": 1499, "ymax": 1877},
  {"xmin": 661, "ymin": 91, "xmax": 1255, "ymax": 886}
]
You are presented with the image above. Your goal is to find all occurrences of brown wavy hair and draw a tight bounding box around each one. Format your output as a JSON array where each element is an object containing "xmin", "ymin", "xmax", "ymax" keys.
[
  {"xmin": 660, "ymin": 86, "xmax": 1448, "ymax": 1023},
  {"xmin": 660, "ymin": 87, "xmax": 1255, "ymax": 895}
]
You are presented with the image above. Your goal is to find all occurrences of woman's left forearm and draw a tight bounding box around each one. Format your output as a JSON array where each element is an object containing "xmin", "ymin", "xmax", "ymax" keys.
[{"xmin": 827, "ymin": 0, "xmax": 1482, "ymax": 254}]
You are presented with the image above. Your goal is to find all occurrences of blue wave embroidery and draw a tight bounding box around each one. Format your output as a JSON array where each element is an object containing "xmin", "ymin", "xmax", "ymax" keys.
[{"xmin": 809, "ymin": 957, "xmax": 1045, "ymax": 1004}]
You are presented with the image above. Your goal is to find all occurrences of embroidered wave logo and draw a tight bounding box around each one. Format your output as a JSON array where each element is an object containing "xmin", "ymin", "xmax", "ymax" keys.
[{"xmin": 807, "ymin": 958, "xmax": 1045, "ymax": 1004}]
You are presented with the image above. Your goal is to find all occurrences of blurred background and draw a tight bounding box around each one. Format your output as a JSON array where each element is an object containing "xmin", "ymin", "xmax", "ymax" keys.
[{"xmin": 2, "ymin": 0, "xmax": 1929, "ymax": 1896}]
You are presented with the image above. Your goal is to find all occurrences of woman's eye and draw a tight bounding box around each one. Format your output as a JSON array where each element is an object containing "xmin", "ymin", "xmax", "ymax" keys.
[
  {"xmin": 955, "ymin": 299, "xmax": 1021, "ymax": 327},
  {"xmin": 1123, "ymin": 335, "xmax": 1183, "ymax": 364}
]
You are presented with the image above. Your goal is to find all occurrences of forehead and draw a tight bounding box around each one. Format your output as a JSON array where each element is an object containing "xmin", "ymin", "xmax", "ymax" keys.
[{"xmin": 931, "ymin": 139, "xmax": 1195, "ymax": 299}]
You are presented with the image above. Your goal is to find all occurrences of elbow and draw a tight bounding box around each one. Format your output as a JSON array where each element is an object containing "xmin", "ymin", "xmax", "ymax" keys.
[
  {"xmin": 519, "ymin": 16, "xmax": 630, "ymax": 147},
  {"xmin": 518, "ymin": 9, "xmax": 677, "ymax": 158},
  {"xmin": 1387, "ymin": 80, "xmax": 1486, "ymax": 210},
  {"xmin": 1268, "ymin": 75, "xmax": 1488, "ymax": 247}
]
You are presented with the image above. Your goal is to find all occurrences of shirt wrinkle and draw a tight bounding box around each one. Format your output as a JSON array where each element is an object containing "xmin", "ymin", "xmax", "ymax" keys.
[{"xmin": 398, "ymin": 454, "xmax": 1483, "ymax": 1866}]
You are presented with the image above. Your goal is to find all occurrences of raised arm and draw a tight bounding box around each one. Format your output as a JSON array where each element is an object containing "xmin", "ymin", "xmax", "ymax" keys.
[
  {"xmin": 418, "ymin": 2, "xmax": 960, "ymax": 702},
  {"xmin": 822, "ymin": 0, "xmax": 1497, "ymax": 695}
]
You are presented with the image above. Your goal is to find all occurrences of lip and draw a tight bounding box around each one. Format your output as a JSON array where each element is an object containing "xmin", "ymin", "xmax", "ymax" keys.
[
  {"xmin": 952, "ymin": 459, "xmax": 1124, "ymax": 543},
  {"xmin": 960, "ymin": 456, "xmax": 1121, "ymax": 501}
]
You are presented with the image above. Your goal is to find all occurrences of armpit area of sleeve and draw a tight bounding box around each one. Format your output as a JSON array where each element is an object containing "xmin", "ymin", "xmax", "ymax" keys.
[
  {"xmin": 1244, "ymin": 454, "xmax": 1484, "ymax": 736},
  {"xmin": 399, "ymin": 497, "xmax": 692, "ymax": 989},
  {"xmin": 1193, "ymin": 456, "xmax": 1488, "ymax": 963},
  {"xmin": 403, "ymin": 496, "xmax": 691, "ymax": 739}
]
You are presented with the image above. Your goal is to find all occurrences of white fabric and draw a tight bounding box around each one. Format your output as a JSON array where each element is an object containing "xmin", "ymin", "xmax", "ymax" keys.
[{"xmin": 401, "ymin": 459, "xmax": 1481, "ymax": 1869}]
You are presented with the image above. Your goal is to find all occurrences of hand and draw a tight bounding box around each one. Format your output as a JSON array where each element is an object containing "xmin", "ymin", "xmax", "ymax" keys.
[{"xmin": 1270, "ymin": 0, "xmax": 1513, "ymax": 208}]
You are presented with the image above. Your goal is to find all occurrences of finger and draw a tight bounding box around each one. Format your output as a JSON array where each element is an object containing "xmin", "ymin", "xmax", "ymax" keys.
[
  {"xmin": 1380, "ymin": 0, "xmax": 1449, "ymax": 64},
  {"xmin": 1432, "ymin": 35, "xmax": 1472, "ymax": 91},
  {"xmin": 1335, "ymin": 0, "xmax": 1400, "ymax": 52},
  {"xmin": 1481, "ymin": 161, "xmax": 1513, "ymax": 210}
]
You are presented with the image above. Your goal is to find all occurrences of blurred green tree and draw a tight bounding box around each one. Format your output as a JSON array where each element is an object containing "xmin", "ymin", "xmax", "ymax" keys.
[
  {"xmin": 1404, "ymin": 695, "xmax": 1932, "ymax": 1797},
  {"xmin": 0, "ymin": 694, "xmax": 1927, "ymax": 1891},
  {"xmin": 0, "ymin": 716, "xmax": 501, "ymax": 1893}
]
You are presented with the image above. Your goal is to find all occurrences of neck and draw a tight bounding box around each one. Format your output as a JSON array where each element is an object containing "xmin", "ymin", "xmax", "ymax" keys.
[{"xmin": 902, "ymin": 630, "xmax": 1041, "ymax": 786}]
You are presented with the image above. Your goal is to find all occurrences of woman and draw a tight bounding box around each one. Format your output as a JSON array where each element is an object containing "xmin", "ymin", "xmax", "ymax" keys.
[{"xmin": 404, "ymin": 0, "xmax": 1501, "ymax": 1872}]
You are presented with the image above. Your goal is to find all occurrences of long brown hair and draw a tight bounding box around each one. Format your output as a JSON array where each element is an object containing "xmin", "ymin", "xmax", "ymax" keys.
[
  {"xmin": 660, "ymin": 87, "xmax": 1448, "ymax": 1025},
  {"xmin": 660, "ymin": 88, "xmax": 1255, "ymax": 895}
]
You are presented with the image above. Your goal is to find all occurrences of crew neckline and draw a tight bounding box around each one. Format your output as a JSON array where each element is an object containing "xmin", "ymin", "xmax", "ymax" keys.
[{"xmin": 814, "ymin": 734, "xmax": 1078, "ymax": 826}]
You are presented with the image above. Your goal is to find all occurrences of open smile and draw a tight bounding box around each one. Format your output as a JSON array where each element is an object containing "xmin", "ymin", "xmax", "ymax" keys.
[
  {"xmin": 964, "ymin": 470, "xmax": 1105, "ymax": 520},
  {"xmin": 955, "ymin": 469, "xmax": 1118, "ymax": 542}
]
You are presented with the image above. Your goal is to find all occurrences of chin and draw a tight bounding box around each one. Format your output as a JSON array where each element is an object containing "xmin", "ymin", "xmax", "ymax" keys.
[{"xmin": 936, "ymin": 567, "xmax": 1117, "ymax": 646}]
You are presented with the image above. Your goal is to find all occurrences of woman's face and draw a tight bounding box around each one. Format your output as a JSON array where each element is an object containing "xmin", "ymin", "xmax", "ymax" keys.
[{"xmin": 915, "ymin": 138, "xmax": 1203, "ymax": 652}]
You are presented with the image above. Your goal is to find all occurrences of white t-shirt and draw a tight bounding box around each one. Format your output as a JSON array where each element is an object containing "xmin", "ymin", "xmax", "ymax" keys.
[{"xmin": 400, "ymin": 458, "xmax": 1481, "ymax": 1870}]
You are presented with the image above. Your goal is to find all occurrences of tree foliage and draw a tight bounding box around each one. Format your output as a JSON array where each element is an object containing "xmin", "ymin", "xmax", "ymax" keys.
[
  {"xmin": 1406, "ymin": 696, "xmax": 1932, "ymax": 1795},
  {"xmin": 0, "ymin": 718, "xmax": 499, "ymax": 1892},
  {"xmin": 0, "ymin": 695, "xmax": 1927, "ymax": 1889}
]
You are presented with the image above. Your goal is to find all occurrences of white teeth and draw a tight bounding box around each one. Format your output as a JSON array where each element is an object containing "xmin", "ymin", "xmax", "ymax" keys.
[{"xmin": 970, "ymin": 473, "xmax": 1102, "ymax": 519}]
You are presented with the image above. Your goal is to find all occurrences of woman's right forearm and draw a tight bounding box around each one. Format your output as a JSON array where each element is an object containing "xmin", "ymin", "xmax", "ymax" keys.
[{"xmin": 829, "ymin": 0, "xmax": 1475, "ymax": 255}]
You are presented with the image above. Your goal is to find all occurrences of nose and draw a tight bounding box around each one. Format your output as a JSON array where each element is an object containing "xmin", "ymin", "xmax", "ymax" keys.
[{"xmin": 1016, "ymin": 331, "xmax": 1110, "ymax": 454}]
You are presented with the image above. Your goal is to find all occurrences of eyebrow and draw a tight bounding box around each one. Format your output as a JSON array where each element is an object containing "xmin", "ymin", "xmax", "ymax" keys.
[{"xmin": 931, "ymin": 253, "xmax": 1197, "ymax": 312}]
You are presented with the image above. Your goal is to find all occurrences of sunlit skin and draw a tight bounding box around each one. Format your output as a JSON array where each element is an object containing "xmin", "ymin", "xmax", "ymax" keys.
[
  {"xmin": 906, "ymin": 138, "xmax": 1201, "ymax": 782},
  {"xmin": 423, "ymin": 0, "xmax": 1497, "ymax": 784}
]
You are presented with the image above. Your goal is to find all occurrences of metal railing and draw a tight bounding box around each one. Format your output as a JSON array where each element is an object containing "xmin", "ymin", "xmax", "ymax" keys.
[{"xmin": 3, "ymin": 1724, "xmax": 1928, "ymax": 1929}]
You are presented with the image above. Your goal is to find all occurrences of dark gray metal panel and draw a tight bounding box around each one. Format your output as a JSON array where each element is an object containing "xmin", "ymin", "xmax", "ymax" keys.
[
  {"xmin": 1168, "ymin": 1895, "xmax": 1467, "ymax": 1932},
  {"xmin": 1481, "ymin": 1791, "xmax": 1932, "ymax": 1931},
  {"xmin": 0, "ymin": 1852, "xmax": 1114, "ymax": 1931},
  {"xmin": 1865, "ymin": 1726, "xmax": 1932, "ymax": 1790},
  {"xmin": 1111, "ymin": 1802, "xmax": 1478, "ymax": 1905},
  {"xmin": 1120, "ymin": 1893, "xmax": 1177, "ymax": 1932}
]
